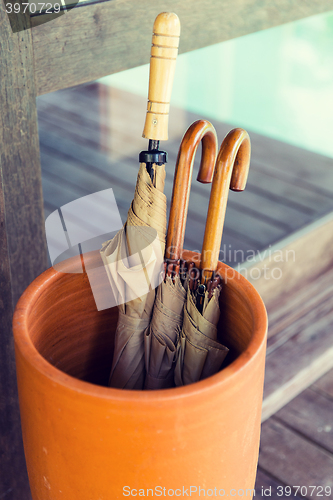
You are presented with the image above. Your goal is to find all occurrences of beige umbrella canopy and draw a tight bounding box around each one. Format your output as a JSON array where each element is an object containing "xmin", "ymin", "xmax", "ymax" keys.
[
  {"xmin": 144, "ymin": 119, "xmax": 218, "ymax": 390},
  {"xmin": 175, "ymin": 128, "xmax": 251, "ymax": 386},
  {"xmin": 144, "ymin": 273, "xmax": 186, "ymax": 389},
  {"xmin": 100, "ymin": 12, "xmax": 180, "ymax": 389},
  {"xmin": 101, "ymin": 164, "xmax": 167, "ymax": 389},
  {"xmin": 174, "ymin": 286, "xmax": 228, "ymax": 386}
]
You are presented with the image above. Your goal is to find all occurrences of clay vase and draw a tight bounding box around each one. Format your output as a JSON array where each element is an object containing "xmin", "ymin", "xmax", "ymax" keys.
[{"xmin": 13, "ymin": 250, "xmax": 267, "ymax": 500}]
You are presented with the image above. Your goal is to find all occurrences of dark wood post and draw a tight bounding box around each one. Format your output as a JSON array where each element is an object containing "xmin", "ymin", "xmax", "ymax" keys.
[{"xmin": 0, "ymin": 3, "xmax": 47, "ymax": 498}]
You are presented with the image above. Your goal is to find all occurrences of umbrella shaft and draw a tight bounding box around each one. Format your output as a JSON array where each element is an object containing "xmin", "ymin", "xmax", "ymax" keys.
[
  {"xmin": 196, "ymin": 283, "xmax": 206, "ymax": 313},
  {"xmin": 147, "ymin": 140, "xmax": 159, "ymax": 181},
  {"xmin": 149, "ymin": 139, "xmax": 160, "ymax": 151},
  {"xmin": 145, "ymin": 162, "xmax": 154, "ymax": 181},
  {"xmin": 139, "ymin": 140, "xmax": 166, "ymax": 182}
]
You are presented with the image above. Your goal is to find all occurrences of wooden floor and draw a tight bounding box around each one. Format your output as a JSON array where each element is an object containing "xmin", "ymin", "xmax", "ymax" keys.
[
  {"xmin": 255, "ymin": 368, "xmax": 333, "ymax": 499},
  {"xmin": 37, "ymin": 82, "xmax": 333, "ymax": 498},
  {"xmin": 37, "ymin": 82, "xmax": 333, "ymax": 266}
]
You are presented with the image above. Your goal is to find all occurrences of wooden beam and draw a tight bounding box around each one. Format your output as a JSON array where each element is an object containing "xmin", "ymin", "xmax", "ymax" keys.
[
  {"xmin": 275, "ymin": 385, "xmax": 333, "ymax": 454},
  {"xmin": 239, "ymin": 212, "xmax": 333, "ymax": 311},
  {"xmin": 240, "ymin": 213, "xmax": 333, "ymax": 421},
  {"xmin": 0, "ymin": 2, "xmax": 48, "ymax": 498},
  {"xmin": 32, "ymin": 0, "xmax": 333, "ymax": 95},
  {"xmin": 262, "ymin": 307, "xmax": 333, "ymax": 421},
  {"xmin": 259, "ymin": 419, "xmax": 333, "ymax": 492}
]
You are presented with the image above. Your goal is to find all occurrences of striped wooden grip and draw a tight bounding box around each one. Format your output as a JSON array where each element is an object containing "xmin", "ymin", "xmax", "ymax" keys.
[{"xmin": 143, "ymin": 13, "xmax": 180, "ymax": 141}]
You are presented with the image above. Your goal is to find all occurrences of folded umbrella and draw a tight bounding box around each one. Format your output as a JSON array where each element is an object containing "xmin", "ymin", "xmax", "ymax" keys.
[
  {"xmin": 101, "ymin": 166, "xmax": 166, "ymax": 389},
  {"xmin": 144, "ymin": 119, "xmax": 218, "ymax": 389},
  {"xmin": 175, "ymin": 128, "xmax": 251, "ymax": 386},
  {"xmin": 101, "ymin": 12, "xmax": 181, "ymax": 389},
  {"xmin": 144, "ymin": 274, "xmax": 186, "ymax": 389}
]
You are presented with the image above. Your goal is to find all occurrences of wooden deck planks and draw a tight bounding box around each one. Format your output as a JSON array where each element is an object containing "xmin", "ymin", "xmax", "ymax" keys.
[
  {"xmin": 38, "ymin": 83, "xmax": 333, "ymax": 200},
  {"xmin": 246, "ymin": 168, "xmax": 333, "ymax": 214},
  {"xmin": 253, "ymin": 159, "xmax": 333, "ymax": 200},
  {"xmin": 266, "ymin": 267, "xmax": 333, "ymax": 345},
  {"xmin": 249, "ymin": 138, "xmax": 333, "ymax": 194},
  {"xmin": 262, "ymin": 302, "xmax": 333, "ymax": 421},
  {"xmin": 37, "ymin": 83, "xmax": 333, "ymax": 266},
  {"xmin": 257, "ymin": 369, "xmax": 333, "ymax": 499},
  {"xmin": 255, "ymin": 469, "xmax": 303, "ymax": 499},
  {"xmin": 227, "ymin": 188, "xmax": 310, "ymax": 231},
  {"xmin": 231, "ymin": 212, "xmax": 333, "ymax": 422},
  {"xmin": 258, "ymin": 419, "xmax": 333, "ymax": 497},
  {"xmin": 38, "ymin": 124, "xmax": 272, "ymax": 256},
  {"xmin": 41, "ymin": 150, "xmax": 132, "ymax": 220},
  {"xmin": 274, "ymin": 388, "xmax": 333, "ymax": 454},
  {"xmin": 313, "ymin": 370, "xmax": 333, "ymax": 400},
  {"xmin": 241, "ymin": 212, "xmax": 333, "ymax": 313}
]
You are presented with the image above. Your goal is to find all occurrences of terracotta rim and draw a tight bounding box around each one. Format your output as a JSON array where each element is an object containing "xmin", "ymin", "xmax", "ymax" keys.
[{"xmin": 13, "ymin": 251, "xmax": 267, "ymax": 402}]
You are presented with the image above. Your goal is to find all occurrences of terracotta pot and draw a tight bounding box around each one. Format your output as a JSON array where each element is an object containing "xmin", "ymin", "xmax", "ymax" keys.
[{"xmin": 13, "ymin": 250, "xmax": 267, "ymax": 500}]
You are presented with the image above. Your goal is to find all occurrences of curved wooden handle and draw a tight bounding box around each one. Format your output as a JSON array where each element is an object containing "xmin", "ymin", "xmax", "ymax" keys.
[
  {"xmin": 142, "ymin": 13, "xmax": 181, "ymax": 141},
  {"xmin": 166, "ymin": 120, "xmax": 218, "ymax": 261},
  {"xmin": 200, "ymin": 128, "xmax": 251, "ymax": 281}
]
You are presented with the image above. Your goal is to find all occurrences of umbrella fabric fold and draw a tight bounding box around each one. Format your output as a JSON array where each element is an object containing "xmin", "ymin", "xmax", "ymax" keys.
[
  {"xmin": 101, "ymin": 163, "xmax": 167, "ymax": 390},
  {"xmin": 144, "ymin": 119, "xmax": 218, "ymax": 390},
  {"xmin": 174, "ymin": 286, "xmax": 228, "ymax": 387},
  {"xmin": 127, "ymin": 163, "xmax": 167, "ymax": 251},
  {"xmin": 144, "ymin": 275, "xmax": 186, "ymax": 389}
]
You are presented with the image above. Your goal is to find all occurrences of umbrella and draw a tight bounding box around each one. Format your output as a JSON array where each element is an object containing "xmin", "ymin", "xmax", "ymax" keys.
[
  {"xmin": 175, "ymin": 128, "xmax": 251, "ymax": 386},
  {"xmin": 100, "ymin": 12, "xmax": 181, "ymax": 389},
  {"xmin": 144, "ymin": 119, "xmax": 218, "ymax": 389}
]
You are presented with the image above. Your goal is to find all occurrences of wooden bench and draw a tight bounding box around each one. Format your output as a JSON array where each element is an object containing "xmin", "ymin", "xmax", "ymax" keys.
[{"xmin": 242, "ymin": 213, "xmax": 333, "ymax": 420}]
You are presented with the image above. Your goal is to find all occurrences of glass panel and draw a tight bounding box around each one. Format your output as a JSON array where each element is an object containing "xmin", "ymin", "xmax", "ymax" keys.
[
  {"xmin": 101, "ymin": 11, "xmax": 333, "ymax": 158},
  {"xmin": 38, "ymin": 10, "xmax": 333, "ymax": 273}
]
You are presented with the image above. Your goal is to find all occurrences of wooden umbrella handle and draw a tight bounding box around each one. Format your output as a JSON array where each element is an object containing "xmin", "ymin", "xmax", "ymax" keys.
[
  {"xmin": 166, "ymin": 120, "xmax": 218, "ymax": 261},
  {"xmin": 142, "ymin": 13, "xmax": 181, "ymax": 141},
  {"xmin": 200, "ymin": 128, "xmax": 251, "ymax": 282}
]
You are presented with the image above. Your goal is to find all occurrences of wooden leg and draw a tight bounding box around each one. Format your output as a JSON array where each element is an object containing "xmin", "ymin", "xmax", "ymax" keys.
[{"xmin": 0, "ymin": 4, "xmax": 47, "ymax": 498}]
